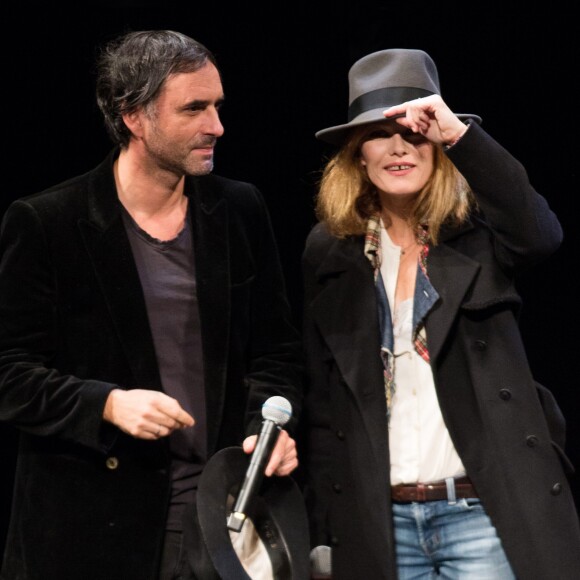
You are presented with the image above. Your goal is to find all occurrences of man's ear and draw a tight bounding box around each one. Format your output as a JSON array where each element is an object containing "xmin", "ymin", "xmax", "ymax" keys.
[{"xmin": 122, "ymin": 109, "xmax": 144, "ymax": 138}]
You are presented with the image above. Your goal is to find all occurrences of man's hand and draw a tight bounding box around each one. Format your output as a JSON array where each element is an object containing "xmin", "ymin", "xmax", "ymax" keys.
[
  {"xmin": 103, "ymin": 388, "xmax": 194, "ymax": 439},
  {"xmin": 243, "ymin": 429, "xmax": 298, "ymax": 477}
]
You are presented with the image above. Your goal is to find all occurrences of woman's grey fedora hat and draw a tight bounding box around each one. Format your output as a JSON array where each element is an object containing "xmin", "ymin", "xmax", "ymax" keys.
[{"xmin": 315, "ymin": 48, "xmax": 482, "ymax": 145}]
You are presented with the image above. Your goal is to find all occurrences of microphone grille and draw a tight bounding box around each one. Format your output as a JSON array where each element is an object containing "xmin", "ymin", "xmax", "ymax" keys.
[{"xmin": 262, "ymin": 396, "xmax": 292, "ymax": 426}]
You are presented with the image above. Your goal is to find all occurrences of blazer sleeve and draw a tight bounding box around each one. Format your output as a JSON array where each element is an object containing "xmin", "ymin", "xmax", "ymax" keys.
[{"xmin": 0, "ymin": 200, "xmax": 117, "ymax": 451}]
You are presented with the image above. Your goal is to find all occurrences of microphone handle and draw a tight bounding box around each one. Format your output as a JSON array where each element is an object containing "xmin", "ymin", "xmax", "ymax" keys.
[
  {"xmin": 310, "ymin": 545, "xmax": 332, "ymax": 579},
  {"xmin": 231, "ymin": 419, "xmax": 280, "ymax": 515}
]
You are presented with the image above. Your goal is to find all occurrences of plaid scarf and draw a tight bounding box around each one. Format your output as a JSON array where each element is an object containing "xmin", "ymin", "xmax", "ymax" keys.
[{"xmin": 364, "ymin": 215, "xmax": 430, "ymax": 416}]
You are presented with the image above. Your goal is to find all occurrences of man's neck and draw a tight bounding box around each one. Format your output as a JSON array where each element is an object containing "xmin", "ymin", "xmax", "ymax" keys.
[{"xmin": 115, "ymin": 148, "xmax": 188, "ymax": 241}]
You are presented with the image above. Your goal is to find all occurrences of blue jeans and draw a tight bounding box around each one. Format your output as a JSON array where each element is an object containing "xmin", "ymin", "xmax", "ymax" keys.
[{"xmin": 392, "ymin": 499, "xmax": 516, "ymax": 579}]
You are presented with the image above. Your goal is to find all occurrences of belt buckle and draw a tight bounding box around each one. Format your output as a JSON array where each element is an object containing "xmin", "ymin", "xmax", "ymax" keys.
[{"xmin": 416, "ymin": 483, "xmax": 427, "ymax": 501}]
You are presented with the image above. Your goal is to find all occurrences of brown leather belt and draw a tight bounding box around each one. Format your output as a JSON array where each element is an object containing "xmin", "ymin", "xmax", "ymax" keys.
[{"xmin": 391, "ymin": 476, "xmax": 478, "ymax": 502}]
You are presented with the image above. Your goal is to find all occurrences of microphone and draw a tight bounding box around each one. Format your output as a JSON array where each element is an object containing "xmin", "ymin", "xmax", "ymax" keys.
[
  {"xmin": 227, "ymin": 396, "xmax": 292, "ymax": 532},
  {"xmin": 310, "ymin": 545, "xmax": 332, "ymax": 579}
]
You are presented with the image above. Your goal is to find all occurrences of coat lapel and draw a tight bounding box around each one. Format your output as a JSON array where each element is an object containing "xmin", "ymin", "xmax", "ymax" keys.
[
  {"xmin": 310, "ymin": 237, "xmax": 389, "ymax": 459},
  {"xmin": 311, "ymin": 235, "xmax": 482, "ymax": 380},
  {"xmin": 187, "ymin": 175, "xmax": 229, "ymax": 454},
  {"xmin": 425, "ymin": 242, "xmax": 480, "ymax": 363},
  {"xmin": 77, "ymin": 151, "xmax": 161, "ymax": 388},
  {"xmin": 311, "ymin": 238, "xmax": 381, "ymax": 397}
]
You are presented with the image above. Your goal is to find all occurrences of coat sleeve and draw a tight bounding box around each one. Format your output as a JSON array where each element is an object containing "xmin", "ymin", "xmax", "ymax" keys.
[
  {"xmin": 0, "ymin": 200, "xmax": 117, "ymax": 450},
  {"xmin": 446, "ymin": 121, "xmax": 563, "ymax": 272}
]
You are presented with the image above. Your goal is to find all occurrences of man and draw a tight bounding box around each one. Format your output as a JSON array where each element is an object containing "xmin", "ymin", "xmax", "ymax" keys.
[{"xmin": 0, "ymin": 30, "xmax": 303, "ymax": 580}]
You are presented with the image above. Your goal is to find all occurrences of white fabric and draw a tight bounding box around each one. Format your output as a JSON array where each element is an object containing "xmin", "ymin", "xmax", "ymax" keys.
[
  {"xmin": 228, "ymin": 516, "xmax": 274, "ymax": 580},
  {"xmin": 380, "ymin": 227, "xmax": 465, "ymax": 485}
]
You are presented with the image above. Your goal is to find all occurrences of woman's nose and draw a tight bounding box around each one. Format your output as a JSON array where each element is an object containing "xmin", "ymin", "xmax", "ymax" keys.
[{"xmin": 388, "ymin": 133, "xmax": 408, "ymax": 155}]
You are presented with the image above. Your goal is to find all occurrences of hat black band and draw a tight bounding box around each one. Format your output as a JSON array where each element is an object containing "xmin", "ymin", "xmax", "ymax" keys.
[{"xmin": 348, "ymin": 87, "xmax": 435, "ymax": 121}]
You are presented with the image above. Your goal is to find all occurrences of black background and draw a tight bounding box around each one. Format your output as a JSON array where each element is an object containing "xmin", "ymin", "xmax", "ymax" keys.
[{"xmin": 2, "ymin": 2, "xmax": 578, "ymax": 557}]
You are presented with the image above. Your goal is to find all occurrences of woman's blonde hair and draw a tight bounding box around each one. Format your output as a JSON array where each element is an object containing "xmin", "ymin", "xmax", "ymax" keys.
[{"xmin": 314, "ymin": 124, "xmax": 475, "ymax": 244}]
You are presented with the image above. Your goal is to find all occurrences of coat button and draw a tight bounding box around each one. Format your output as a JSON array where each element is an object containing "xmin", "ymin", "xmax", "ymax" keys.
[
  {"xmin": 526, "ymin": 435, "xmax": 539, "ymax": 447},
  {"xmin": 106, "ymin": 456, "xmax": 119, "ymax": 470},
  {"xmin": 474, "ymin": 339, "xmax": 487, "ymax": 351},
  {"xmin": 499, "ymin": 389, "xmax": 512, "ymax": 401},
  {"xmin": 551, "ymin": 483, "xmax": 562, "ymax": 496},
  {"xmin": 330, "ymin": 536, "xmax": 339, "ymax": 546},
  {"xmin": 332, "ymin": 483, "xmax": 342, "ymax": 493},
  {"xmin": 336, "ymin": 430, "xmax": 345, "ymax": 440}
]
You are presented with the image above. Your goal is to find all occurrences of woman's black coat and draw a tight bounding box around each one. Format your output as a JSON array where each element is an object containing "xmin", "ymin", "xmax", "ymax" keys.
[{"xmin": 301, "ymin": 123, "xmax": 580, "ymax": 579}]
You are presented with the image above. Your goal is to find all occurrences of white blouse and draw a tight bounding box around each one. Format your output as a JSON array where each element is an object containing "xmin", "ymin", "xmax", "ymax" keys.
[{"xmin": 380, "ymin": 225, "xmax": 466, "ymax": 485}]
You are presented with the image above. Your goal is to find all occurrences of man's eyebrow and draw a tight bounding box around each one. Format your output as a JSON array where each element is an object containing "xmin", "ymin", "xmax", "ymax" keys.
[{"xmin": 182, "ymin": 96, "xmax": 226, "ymax": 109}]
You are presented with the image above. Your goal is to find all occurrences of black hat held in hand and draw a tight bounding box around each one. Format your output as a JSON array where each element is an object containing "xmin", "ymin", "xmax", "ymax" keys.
[{"xmin": 182, "ymin": 446, "xmax": 310, "ymax": 579}]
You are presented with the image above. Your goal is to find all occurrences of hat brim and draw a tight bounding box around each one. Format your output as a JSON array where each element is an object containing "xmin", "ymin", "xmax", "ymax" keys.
[
  {"xmin": 315, "ymin": 107, "xmax": 482, "ymax": 146},
  {"xmin": 182, "ymin": 446, "xmax": 310, "ymax": 580}
]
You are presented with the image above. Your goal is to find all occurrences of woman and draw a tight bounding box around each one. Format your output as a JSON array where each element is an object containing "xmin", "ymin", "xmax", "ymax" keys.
[{"xmin": 301, "ymin": 48, "xmax": 580, "ymax": 579}]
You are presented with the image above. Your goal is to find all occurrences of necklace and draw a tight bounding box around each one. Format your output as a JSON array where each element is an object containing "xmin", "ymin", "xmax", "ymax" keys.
[{"xmin": 399, "ymin": 239, "xmax": 418, "ymax": 255}]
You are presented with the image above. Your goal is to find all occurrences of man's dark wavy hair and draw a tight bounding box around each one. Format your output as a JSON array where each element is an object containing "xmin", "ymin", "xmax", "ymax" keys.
[{"xmin": 96, "ymin": 29, "xmax": 218, "ymax": 148}]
